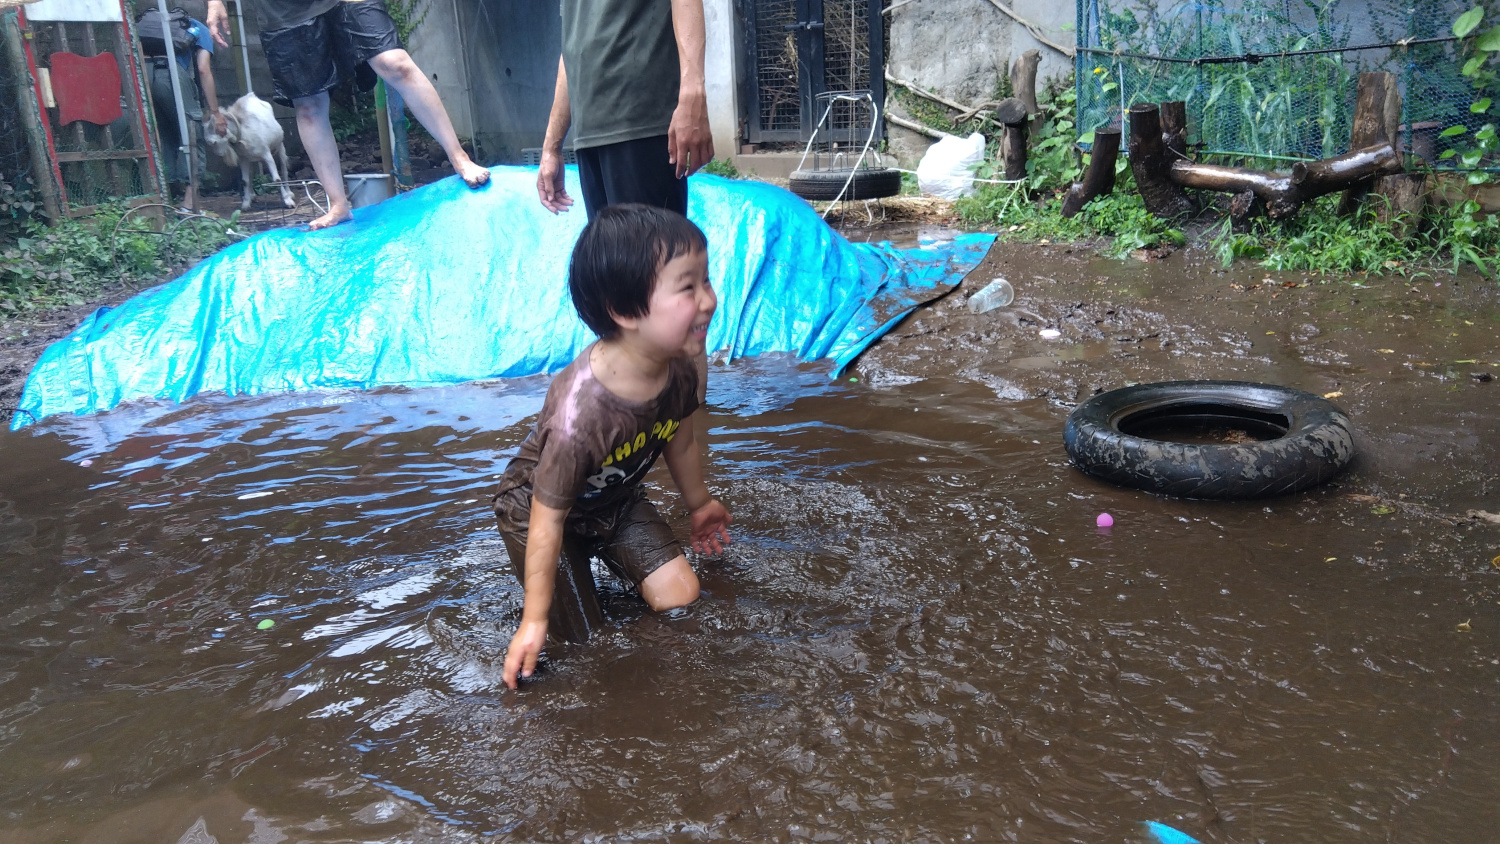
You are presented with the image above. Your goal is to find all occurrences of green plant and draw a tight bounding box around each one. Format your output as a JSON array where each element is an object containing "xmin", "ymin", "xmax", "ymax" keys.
[
  {"xmin": 384, "ymin": 0, "xmax": 431, "ymax": 43},
  {"xmin": 1, "ymin": 204, "xmax": 233, "ymax": 318},
  {"xmin": 1, "ymin": 173, "xmax": 37, "ymax": 244},
  {"xmin": 702, "ymin": 158, "xmax": 741, "ymax": 179},
  {"xmin": 1444, "ymin": 6, "xmax": 1500, "ymax": 182}
]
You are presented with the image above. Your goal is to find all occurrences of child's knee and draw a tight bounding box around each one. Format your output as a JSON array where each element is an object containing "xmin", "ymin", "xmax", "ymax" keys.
[{"xmin": 641, "ymin": 556, "xmax": 699, "ymax": 611}]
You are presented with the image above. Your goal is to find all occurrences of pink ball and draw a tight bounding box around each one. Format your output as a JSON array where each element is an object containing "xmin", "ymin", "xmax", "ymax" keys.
[{"xmin": 1096, "ymin": 512, "xmax": 1114, "ymax": 528}]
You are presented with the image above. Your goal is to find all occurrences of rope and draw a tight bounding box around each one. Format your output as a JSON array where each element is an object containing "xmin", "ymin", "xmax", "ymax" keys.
[{"xmin": 1076, "ymin": 35, "xmax": 1459, "ymax": 67}]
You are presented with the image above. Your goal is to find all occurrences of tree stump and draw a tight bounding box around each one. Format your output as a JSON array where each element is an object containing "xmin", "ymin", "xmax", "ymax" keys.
[
  {"xmin": 1002, "ymin": 121, "xmax": 1029, "ymax": 182},
  {"xmin": 1061, "ymin": 127, "xmax": 1120, "ymax": 217},
  {"xmin": 1339, "ymin": 72, "xmax": 1403, "ymax": 216},
  {"xmin": 1010, "ymin": 49, "xmax": 1042, "ymax": 133},
  {"xmin": 1372, "ymin": 173, "xmax": 1429, "ymax": 240},
  {"xmin": 1129, "ymin": 104, "xmax": 1194, "ymax": 218},
  {"xmin": 1160, "ymin": 101, "xmax": 1188, "ymax": 159}
]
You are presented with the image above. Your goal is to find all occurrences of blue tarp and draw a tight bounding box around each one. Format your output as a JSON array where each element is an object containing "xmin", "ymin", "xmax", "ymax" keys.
[{"xmin": 13, "ymin": 168, "xmax": 993, "ymax": 429}]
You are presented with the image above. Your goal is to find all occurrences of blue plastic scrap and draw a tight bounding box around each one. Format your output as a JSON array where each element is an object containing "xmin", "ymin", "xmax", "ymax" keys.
[
  {"xmin": 1141, "ymin": 821, "xmax": 1202, "ymax": 844},
  {"xmin": 13, "ymin": 169, "xmax": 993, "ymax": 429}
]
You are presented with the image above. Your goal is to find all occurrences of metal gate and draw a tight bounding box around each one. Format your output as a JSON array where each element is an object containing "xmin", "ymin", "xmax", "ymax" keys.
[{"xmin": 742, "ymin": 0, "xmax": 884, "ymax": 144}]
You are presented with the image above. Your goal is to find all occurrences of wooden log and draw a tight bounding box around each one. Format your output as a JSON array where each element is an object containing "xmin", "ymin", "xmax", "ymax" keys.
[
  {"xmin": 1170, "ymin": 142, "xmax": 1402, "ymax": 220},
  {"xmin": 1002, "ymin": 121, "xmax": 1029, "ymax": 182},
  {"xmin": 1010, "ymin": 48, "xmax": 1041, "ymax": 132},
  {"xmin": 1129, "ymin": 104, "xmax": 1194, "ymax": 218},
  {"xmin": 1160, "ymin": 100, "xmax": 1187, "ymax": 159},
  {"xmin": 1061, "ymin": 127, "xmax": 1120, "ymax": 217},
  {"xmin": 1372, "ymin": 173, "xmax": 1429, "ymax": 240},
  {"xmin": 1340, "ymin": 72, "xmax": 1403, "ymax": 215}
]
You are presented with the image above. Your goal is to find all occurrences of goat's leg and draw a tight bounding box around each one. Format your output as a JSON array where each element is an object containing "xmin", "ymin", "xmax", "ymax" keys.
[
  {"xmin": 239, "ymin": 155, "xmax": 255, "ymax": 211},
  {"xmin": 267, "ymin": 144, "xmax": 296, "ymax": 208}
]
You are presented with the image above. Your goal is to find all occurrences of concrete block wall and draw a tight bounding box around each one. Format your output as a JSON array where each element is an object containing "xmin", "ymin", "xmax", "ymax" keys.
[{"xmin": 885, "ymin": 0, "xmax": 1074, "ymax": 167}]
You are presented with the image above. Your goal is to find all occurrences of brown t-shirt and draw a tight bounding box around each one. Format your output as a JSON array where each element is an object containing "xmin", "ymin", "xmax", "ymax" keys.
[{"xmin": 493, "ymin": 345, "xmax": 699, "ymax": 531}]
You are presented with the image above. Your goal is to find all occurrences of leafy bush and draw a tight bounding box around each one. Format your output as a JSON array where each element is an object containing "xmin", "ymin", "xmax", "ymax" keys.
[{"xmin": 1, "ymin": 204, "xmax": 234, "ymax": 318}]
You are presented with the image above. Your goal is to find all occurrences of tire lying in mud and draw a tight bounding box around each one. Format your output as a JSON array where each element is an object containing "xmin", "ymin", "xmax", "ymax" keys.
[
  {"xmin": 788, "ymin": 167, "xmax": 903, "ymax": 201},
  {"xmin": 1063, "ymin": 381, "xmax": 1355, "ymax": 500}
]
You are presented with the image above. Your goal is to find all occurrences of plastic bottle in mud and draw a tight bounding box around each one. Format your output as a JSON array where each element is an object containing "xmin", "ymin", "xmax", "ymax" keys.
[{"xmin": 967, "ymin": 278, "xmax": 1014, "ymax": 314}]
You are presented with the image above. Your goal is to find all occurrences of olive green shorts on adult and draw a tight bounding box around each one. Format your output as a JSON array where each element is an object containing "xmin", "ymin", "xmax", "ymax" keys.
[{"xmin": 496, "ymin": 489, "xmax": 682, "ymax": 644}]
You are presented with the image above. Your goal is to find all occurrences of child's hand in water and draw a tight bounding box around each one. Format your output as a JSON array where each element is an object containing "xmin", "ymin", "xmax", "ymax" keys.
[
  {"xmin": 689, "ymin": 499, "xmax": 732, "ymax": 555},
  {"xmin": 503, "ymin": 618, "xmax": 548, "ymax": 689}
]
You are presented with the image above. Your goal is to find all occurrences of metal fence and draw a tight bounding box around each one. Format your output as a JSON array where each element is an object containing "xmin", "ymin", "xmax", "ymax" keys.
[{"xmin": 1075, "ymin": 0, "xmax": 1500, "ymax": 167}]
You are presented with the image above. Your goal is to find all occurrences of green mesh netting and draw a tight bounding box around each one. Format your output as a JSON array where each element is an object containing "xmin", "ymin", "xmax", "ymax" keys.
[{"xmin": 1075, "ymin": 0, "xmax": 1500, "ymax": 168}]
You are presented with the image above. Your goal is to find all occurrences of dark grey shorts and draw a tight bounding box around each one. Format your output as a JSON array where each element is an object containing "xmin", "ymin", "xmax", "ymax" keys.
[
  {"xmin": 497, "ymin": 489, "xmax": 683, "ymax": 644},
  {"xmin": 260, "ymin": 0, "xmax": 402, "ymax": 106}
]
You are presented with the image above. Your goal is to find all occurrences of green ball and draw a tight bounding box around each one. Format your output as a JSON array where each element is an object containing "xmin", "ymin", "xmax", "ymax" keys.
[{"xmin": 256, "ymin": 619, "xmax": 275, "ymax": 630}]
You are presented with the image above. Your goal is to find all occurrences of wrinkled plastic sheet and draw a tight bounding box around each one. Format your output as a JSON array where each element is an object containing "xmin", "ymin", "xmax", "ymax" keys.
[{"xmin": 14, "ymin": 168, "xmax": 993, "ymax": 429}]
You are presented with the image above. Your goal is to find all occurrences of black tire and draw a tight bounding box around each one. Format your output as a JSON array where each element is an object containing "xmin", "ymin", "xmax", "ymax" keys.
[
  {"xmin": 788, "ymin": 167, "xmax": 903, "ymax": 201},
  {"xmin": 1063, "ymin": 380, "xmax": 1355, "ymax": 500}
]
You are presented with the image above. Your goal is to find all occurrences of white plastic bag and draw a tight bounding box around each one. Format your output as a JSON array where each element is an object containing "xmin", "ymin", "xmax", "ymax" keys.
[{"xmin": 916, "ymin": 132, "xmax": 987, "ymax": 199}]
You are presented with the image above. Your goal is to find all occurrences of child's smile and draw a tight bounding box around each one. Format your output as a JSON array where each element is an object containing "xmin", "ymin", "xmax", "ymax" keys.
[{"xmin": 638, "ymin": 247, "xmax": 716, "ymax": 358}]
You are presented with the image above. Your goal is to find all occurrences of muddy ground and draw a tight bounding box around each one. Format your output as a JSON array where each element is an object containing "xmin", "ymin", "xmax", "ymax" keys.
[{"xmin": 4, "ymin": 220, "xmax": 1500, "ymax": 841}]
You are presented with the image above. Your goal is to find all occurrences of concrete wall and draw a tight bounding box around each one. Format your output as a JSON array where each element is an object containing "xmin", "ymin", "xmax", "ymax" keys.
[
  {"xmin": 703, "ymin": 0, "xmax": 741, "ymax": 162},
  {"xmin": 406, "ymin": 0, "xmax": 474, "ymax": 141},
  {"xmin": 448, "ymin": 0, "xmax": 560, "ymax": 164},
  {"xmin": 885, "ymin": 0, "xmax": 1074, "ymax": 166}
]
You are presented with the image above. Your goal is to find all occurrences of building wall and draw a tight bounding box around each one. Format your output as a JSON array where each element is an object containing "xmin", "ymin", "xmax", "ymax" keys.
[{"xmin": 885, "ymin": 0, "xmax": 1074, "ymax": 165}]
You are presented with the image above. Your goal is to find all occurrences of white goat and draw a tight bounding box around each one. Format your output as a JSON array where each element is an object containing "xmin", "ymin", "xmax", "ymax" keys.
[{"xmin": 203, "ymin": 93, "xmax": 296, "ymax": 210}]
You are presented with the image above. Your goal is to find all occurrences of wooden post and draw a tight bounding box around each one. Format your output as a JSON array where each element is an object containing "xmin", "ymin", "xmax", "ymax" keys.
[
  {"xmin": 1010, "ymin": 48, "xmax": 1041, "ymax": 133},
  {"xmin": 1001, "ymin": 120, "xmax": 1028, "ymax": 182},
  {"xmin": 1160, "ymin": 100, "xmax": 1187, "ymax": 159},
  {"xmin": 1339, "ymin": 71, "xmax": 1402, "ymax": 215},
  {"xmin": 1129, "ymin": 103, "xmax": 1194, "ymax": 218},
  {"xmin": 1372, "ymin": 173, "xmax": 1428, "ymax": 240},
  {"xmin": 1061, "ymin": 127, "xmax": 1120, "ymax": 217},
  {"xmin": 2, "ymin": 10, "xmax": 62, "ymax": 220}
]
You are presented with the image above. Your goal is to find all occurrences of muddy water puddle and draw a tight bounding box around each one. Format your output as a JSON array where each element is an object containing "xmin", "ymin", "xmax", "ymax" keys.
[{"xmin": 3, "ymin": 250, "xmax": 1500, "ymax": 841}]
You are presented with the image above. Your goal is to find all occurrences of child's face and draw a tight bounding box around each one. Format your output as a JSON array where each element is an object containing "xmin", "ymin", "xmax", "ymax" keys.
[{"xmin": 636, "ymin": 247, "xmax": 715, "ymax": 358}]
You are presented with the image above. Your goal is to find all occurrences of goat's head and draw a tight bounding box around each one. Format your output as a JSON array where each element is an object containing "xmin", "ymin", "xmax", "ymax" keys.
[{"xmin": 202, "ymin": 113, "xmax": 241, "ymax": 166}]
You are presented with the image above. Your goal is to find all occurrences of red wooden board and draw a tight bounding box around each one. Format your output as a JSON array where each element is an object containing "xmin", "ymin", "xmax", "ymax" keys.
[{"xmin": 50, "ymin": 52, "xmax": 123, "ymax": 126}]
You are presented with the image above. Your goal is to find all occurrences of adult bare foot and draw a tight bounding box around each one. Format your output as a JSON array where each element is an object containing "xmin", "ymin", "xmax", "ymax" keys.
[
  {"xmin": 454, "ymin": 156, "xmax": 490, "ymax": 188},
  {"xmin": 306, "ymin": 202, "xmax": 353, "ymax": 230}
]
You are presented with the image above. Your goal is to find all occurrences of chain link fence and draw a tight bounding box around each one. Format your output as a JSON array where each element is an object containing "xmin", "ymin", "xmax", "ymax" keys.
[{"xmin": 1076, "ymin": 0, "xmax": 1500, "ymax": 168}]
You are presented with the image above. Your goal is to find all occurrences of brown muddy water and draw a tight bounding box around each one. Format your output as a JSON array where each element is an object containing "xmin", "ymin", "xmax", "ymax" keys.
[{"xmin": 1, "ymin": 236, "xmax": 1498, "ymax": 843}]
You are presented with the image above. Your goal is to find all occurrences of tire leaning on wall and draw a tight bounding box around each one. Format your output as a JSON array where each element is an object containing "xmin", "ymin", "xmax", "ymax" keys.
[
  {"xmin": 788, "ymin": 167, "xmax": 903, "ymax": 202},
  {"xmin": 1063, "ymin": 381, "xmax": 1356, "ymax": 500}
]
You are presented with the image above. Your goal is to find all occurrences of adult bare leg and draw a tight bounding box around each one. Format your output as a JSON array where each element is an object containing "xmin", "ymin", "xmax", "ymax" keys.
[
  {"xmin": 367, "ymin": 49, "xmax": 489, "ymax": 188},
  {"xmin": 293, "ymin": 90, "xmax": 352, "ymax": 229}
]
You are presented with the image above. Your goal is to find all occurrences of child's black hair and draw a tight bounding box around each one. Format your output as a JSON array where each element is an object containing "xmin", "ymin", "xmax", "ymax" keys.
[{"xmin": 568, "ymin": 204, "xmax": 708, "ymax": 339}]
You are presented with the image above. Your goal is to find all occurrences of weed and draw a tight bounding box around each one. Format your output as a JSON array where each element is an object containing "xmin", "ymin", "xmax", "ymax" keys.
[
  {"xmin": 1, "ymin": 204, "xmax": 233, "ymax": 319},
  {"xmin": 703, "ymin": 158, "xmax": 741, "ymax": 179}
]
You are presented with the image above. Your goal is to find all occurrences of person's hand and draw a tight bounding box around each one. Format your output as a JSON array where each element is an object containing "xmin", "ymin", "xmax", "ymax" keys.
[
  {"xmin": 689, "ymin": 499, "xmax": 732, "ymax": 555},
  {"xmin": 210, "ymin": 111, "xmax": 227, "ymax": 136},
  {"xmin": 204, "ymin": 0, "xmax": 231, "ymax": 49},
  {"xmin": 502, "ymin": 617, "xmax": 548, "ymax": 689},
  {"xmin": 536, "ymin": 148, "xmax": 573, "ymax": 213},
  {"xmin": 668, "ymin": 89, "xmax": 713, "ymax": 179}
]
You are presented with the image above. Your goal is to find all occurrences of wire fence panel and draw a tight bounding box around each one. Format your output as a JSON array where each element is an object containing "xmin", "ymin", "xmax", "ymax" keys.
[
  {"xmin": 1075, "ymin": 0, "xmax": 1500, "ymax": 169},
  {"xmin": 754, "ymin": 0, "xmax": 801, "ymax": 133}
]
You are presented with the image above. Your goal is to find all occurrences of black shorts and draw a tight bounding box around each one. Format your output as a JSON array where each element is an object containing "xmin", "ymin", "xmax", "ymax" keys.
[
  {"xmin": 260, "ymin": 0, "xmax": 402, "ymax": 106},
  {"xmin": 575, "ymin": 134, "xmax": 689, "ymax": 218},
  {"xmin": 496, "ymin": 489, "xmax": 683, "ymax": 644}
]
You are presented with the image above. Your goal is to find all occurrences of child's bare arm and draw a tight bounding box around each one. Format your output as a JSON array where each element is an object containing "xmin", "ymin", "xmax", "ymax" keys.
[
  {"xmin": 663, "ymin": 415, "xmax": 732, "ymax": 554},
  {"xmin": 503, "ymin": 499, "xmax": 569, "ymax": 689}
]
